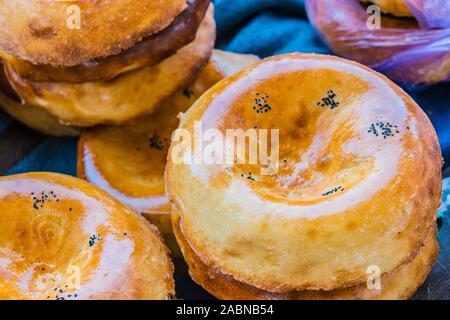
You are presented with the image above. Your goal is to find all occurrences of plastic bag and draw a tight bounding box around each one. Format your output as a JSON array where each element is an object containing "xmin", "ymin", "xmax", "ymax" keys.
[
  {"xmin": 406, "ymin": 0, "xmax": 450, "ymax": 29},
  {"xmin": 305, "ymin": 0, "xmax": 450, "ymax": 87}
]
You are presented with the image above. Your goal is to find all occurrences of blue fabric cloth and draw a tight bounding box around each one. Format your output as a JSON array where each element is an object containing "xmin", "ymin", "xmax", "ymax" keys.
[
  {"xmin": 0, "ymin": 0, "xmax": 449, "ymax": 219},
  {"xmin": 5, "ymin": 137, "xmax": 77, "ymax": 176},
  {"xmin": 440, "ymin": 178, "xmax": 450, "ymax": 219}
]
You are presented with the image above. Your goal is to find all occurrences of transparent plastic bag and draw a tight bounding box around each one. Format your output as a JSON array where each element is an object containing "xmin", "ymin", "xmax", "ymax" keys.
[
  {"xmin": 406, "ymin": 0, "xmax": 450, "ymax": 29},
  {"xmin": 305, "ymin": 0, "xmax": 450, "ymax": 87}
]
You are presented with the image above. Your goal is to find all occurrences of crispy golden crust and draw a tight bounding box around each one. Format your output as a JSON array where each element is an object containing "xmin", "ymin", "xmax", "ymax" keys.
[
  {"xmin": 173, "ymin": 210, "xmax": 438, "ymax": 300},
  {"xmin": 360, "ymin": 0, "xmax": 413, "ymax": 17},
  {"xmin": 166, "ymin": 53, "xmax": 442, "ymax": 291},
  {"xmin": 76, "ymin": 50, "xmax": 260, "ymax": 256},
  {"xmin": 0, "ymin": 66, "xmax": 78, "ymax": 136},
  {"xmin": 1, "ymin": 0, "xmax": 210, "ymax": 83},
  {"xmin": 0, "ymin": 172, "xmax": 174, "ymax": 300},
  {"xmin": 0, "ymin": 89, "xmax": 79, "ymax": 137},
  {"xmin": 0, "ymin": 0, "xmax": 187, "ymax": 66},
  {"xmin": 5, "ymin": 6, "xmax": 216, "ymax": 127}
]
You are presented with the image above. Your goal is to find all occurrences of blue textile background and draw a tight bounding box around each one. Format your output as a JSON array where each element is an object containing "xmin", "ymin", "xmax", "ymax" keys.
[{"xmin": 0, "ymin": 0, "xmax": 449, "ymax": 217}]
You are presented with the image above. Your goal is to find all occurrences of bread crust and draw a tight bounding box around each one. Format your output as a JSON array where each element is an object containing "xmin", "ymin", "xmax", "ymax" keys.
[
  {"xmin": 174, "ymin": 210, "xmax": 438, "ymax": 300},
  {"xmin": 0, "ymin": 66, "xmax": 78, "ymax": 136},
  {"xmin": 166, "ymin": 53, "xmax": 442, "ymax": 291},
  {"xmin": 4, "ymin": 6, "xmax": 216, "ymax": 127},
  {"xmin": 76, "ymin": 50, "xmax": 260, "ymax": 256},
  {"xmin": 0, "ymin": 0, "xmax": 187, "ymax": 66},
  {"xmin": 0, "ymin": 172, "xmax": 174, "ymax": 300},
  {"xmin": 0, "ymin": 88, "xmax": 79, "ymax": 137},
  {"xmin": 1, "ymin": 0, "xmax": 211, "ymax": 83},
  {"xmin": 360, "ymin": 0, "xmax": 413, "ymax": 17}
]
